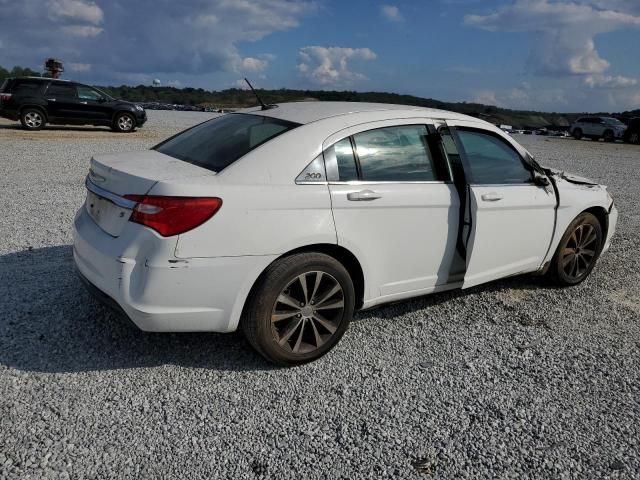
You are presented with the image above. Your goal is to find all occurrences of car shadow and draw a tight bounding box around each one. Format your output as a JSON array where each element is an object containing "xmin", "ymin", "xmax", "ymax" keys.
[
  {"xmin": 0, "ymin": 245, "xmax": 275, "ymax": 374},
  {"xmin": 0, "ymin": 123, "xmax": 113, "ymax": 133},
  {"xmin": 0, "ymin": 245, "xmax": 553, "ymax": 374}
]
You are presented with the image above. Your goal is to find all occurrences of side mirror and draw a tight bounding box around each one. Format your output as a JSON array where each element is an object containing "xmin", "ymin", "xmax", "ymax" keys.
[
  {"xmin": 98, "ymin": 97, "xmax": 107, "ymax": 103},
  {"xmin": 534, "ymin": 174, "xmax": 550, "ymax": 187}
]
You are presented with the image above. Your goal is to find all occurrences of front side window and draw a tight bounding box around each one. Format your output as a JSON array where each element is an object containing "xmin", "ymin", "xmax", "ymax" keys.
[
  {"xmin": 352, "ymin": 125, "xmax": 439, "ymax": 182},
  {"xmin": 154, "ymin": 114, "xmax": 299, "ymax": 173},
  {"xmin": 76, "ymin": 86, "xmax": 103, "ymax": 101},
  {"xmin": 456, "ymin": 129, "xmax": 532, "ymax": 184},
  {"xmin": 47, "ymin": 83, "xmax": 76, "ymax": 98}
]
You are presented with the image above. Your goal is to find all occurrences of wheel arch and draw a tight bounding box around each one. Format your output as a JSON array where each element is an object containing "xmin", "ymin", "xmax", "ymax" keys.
[
  {"xmin": 111, "ymin": 109, "xmax": 137, "ymax": 126},
  {"xmin": 583, "ymin": 206, "xmax": 609, "ymax": 244},
  {"xmin": 19, "ymin": 104, "xmax": 48, "ymax": 121},
  {"xmin": 241, "ymin": 244, "xmax": 366, "ymax": 324}
]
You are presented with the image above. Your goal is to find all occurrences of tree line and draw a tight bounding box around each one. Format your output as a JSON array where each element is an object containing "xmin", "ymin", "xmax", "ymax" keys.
[{"xmin": 2, "ymin": 64, "xmax": 638, "ymax": 128}]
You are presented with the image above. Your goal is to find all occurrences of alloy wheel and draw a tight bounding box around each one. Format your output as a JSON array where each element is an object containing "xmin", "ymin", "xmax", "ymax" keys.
[
  {"xmin": 271, "ymin": 271, "xmax": 345, "ymax": 354},
  {"xmin": 24, "ymin": 111, "xmax": 42, "ymax": 128},
  {"xmin": 560, "ymin": 223, "xmax": 599, "ymax": 280},
  {"xmin": 118, "ymin": 115, "xmax": 133, "ymax": 131}
]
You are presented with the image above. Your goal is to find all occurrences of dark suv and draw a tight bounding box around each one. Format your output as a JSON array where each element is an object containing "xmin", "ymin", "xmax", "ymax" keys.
[{"xmin": 0, "ymin": 77, "xmax": 146, "ymax": 132}]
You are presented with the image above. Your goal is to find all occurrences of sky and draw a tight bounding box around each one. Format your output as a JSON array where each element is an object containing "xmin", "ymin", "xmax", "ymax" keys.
[{"xmin": 0, "ymin": 0, "xmax": 639, "ymax": 112}]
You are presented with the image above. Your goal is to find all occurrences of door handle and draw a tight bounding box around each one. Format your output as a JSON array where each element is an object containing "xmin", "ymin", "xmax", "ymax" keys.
[
  {"xmin": 481, "ymin": 192, "xmax": 503, "ymax": 202},
  {"xmin": 80, "ymin": 101, "xmax": 88, "ymax": 105},
  {"xmin": 347, "ymin": 190, "xmax": 382, "ymax": 201},
  {"xmin": 46, "ymin": 98, "xmax": 56, "ymax": 101}
]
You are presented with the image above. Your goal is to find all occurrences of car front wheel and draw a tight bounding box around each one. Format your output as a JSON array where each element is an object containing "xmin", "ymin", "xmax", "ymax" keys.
[
  {"xmin": 572, "ymin": 128, "xmax": 583, "ymax": 140},
  {"xmin": 603, "ymin": 130, "xmax": 615, "ymax": 142},
  {"xmin": 548, "ymin": 212, "xmax": 603, "ymax": 286},
  {"xmin": 242, "ymin": 253, "xmax": 355, "ymax": 365},
  {"xmin": 20, "ymin": 108, "xmax": 46, "ymax": 130},
  {"xmin": 113, "ymin": 112, "xmax": 136, "ymax": 133}
]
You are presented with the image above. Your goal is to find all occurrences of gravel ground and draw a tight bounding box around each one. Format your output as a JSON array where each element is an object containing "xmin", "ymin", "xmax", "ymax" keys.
[{"xmin": 0, "ymin": 112, "xmax": 639, "ymax": 479}]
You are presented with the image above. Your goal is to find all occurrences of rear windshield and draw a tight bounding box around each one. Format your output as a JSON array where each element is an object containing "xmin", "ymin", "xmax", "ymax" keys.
[{"xmin": 154, "ymin": 113, "xmax": 300, "ymax": 172}]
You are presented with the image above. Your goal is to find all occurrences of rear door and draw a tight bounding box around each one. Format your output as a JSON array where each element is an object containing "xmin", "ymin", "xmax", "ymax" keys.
[
  {"xmin": 443, "ymin": 121, "xmax": 556, "ymax": 288},
  {"xmin": 44, "ymin": 82, "xmax": 78, "ymax": 121},
  {"xmin": 326, "ymin": 120, "xmax": 459, "ymax": 300}
]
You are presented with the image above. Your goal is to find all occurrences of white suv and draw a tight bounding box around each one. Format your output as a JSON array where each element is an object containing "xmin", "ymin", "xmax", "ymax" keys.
[
  {"xmin": 570, "ymin": 116, "xmax": 627, "ymax": 142},
  {"xmin": 73, "ymin": 102, "xmax": 617, "ymax": 365}
]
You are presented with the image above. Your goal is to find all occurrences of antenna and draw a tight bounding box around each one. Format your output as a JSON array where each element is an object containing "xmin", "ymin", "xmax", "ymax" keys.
[{"xmin": 244, "ymin": 78, "xmax": 274, "ymax": 110}]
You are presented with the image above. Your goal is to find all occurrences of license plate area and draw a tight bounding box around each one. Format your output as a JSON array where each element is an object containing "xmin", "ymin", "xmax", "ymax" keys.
[{"xmin": 85, "ymin": 190, "xmax": 131, "ymax": 237}]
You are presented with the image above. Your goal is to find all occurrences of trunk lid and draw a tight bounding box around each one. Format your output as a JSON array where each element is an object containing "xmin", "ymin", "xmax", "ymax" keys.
[{"xmin": 85, "ymin": 150, "xmax": 215, "ymax": 237}]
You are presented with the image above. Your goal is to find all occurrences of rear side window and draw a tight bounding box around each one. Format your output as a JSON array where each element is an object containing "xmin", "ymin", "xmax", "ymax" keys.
[
  {"xmin": 353, "ymin": 125, "xmax": 438, "ymax": 182},
  {"xmin": 46, "ymin": 83, "xmax": 76, "ymax": 97},
  {"xmin": 154, "ymin": 114, "xmax": 300, "ymax": 173},
  {"xmin": 0, "ymin": 79, "xmax": 9, "ymax": 92}
]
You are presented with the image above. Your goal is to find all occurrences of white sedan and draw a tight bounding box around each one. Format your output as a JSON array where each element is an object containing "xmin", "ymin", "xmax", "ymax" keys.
[{"xmin": 73, "ymin": 102, "xmax": 618, "ymax": 365}]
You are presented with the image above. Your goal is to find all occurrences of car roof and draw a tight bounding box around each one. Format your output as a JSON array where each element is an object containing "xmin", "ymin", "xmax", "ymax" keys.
[{"xmin": 240, "ymin": 101, "xmax": 479, "ymax": 125}]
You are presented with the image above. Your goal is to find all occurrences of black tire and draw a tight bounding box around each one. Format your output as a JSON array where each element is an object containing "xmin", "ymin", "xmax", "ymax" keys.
[
  {"xmin": 572, "ymin": 128, "xmax": 583, "ymax": 140},
  {"xmin": 630, "ymin": 132, "xmax": 640, "ymax": 145},
  {"xmin": 603, "ymin": 130, "xmax": 615, "ymax": 142},
  {"xmin": 112, "ymin": 112, "xmax": 136, "ymax": 133},
  {"xmin": 548, "ymin": 212, "xmax": 603, "ymax": 286},
  {"xmin": 20, "ymin": 108, "xmax": 46, "ymax": 131},
  {"xmin": 241, "ymin": 252, "xmax": 355, "ymax": 366}
]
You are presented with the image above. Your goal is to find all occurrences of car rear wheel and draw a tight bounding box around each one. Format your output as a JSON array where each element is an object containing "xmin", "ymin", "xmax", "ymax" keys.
[
  {"xmin": 20, "ymin": 108, "xmax": 46, "ymax": 131},
  {"xmin": 242, "ymin": 252, "xmax": 355, "ymax": 365},
  {"xmin": 572, "ymin": 128, "xmax": 583, "ymax": 140},
  {"xmin": 548, "ymin": 212, "xmax": 603, "ymax": 286},
  {"xmin": 112, "ymin": 112, "xmax": 136, "ymax": 133},
  {"xmin": 630, "ymin": 132, "xmax": 640, "ymax": 144}
]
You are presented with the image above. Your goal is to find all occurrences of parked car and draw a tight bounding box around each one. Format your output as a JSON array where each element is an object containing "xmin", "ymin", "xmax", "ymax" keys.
[
  {"xmin": 0, "ymin": 77, "xmax": 146, "ymax": 132},
  {"xmin": 570, "ymin": 116, "xmax": 627, "ymax": 142},
  {"xmin": 623, "ymin": 117, "xmax": 640, "ymax": 144},
  {"xmin": 73, "ymin": 102, "xmax": 618, "ymax": 365}
]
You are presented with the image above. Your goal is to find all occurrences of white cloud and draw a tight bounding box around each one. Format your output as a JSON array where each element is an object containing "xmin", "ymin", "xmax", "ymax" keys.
[
  {"xmin": 0, "ymin": 0, "xmax": 314, "ymax": 78},
  {"xmin": 381, "ymin": 5, "xmax": 403, "ymax": 22},
  {"xmin": 68, "ymin": 62, "xmax": 91, "ymax": 72},
  {"xmin": 584, "ymin": 74, "xmax": 638, "ymax": 88},
  {"xmin": 47, "ymin": 0, "xmax": 103, "ymax": 24},
  {"xmin": 465, "ymin": 0, "xmax": 640, "ymax": 76},
  {"xmin": 236, "ymin": 57, "xmax": 269, "ymax": 73},
  {"xmin": 61, "ymin": 25, "xmax": 102, "ymax": 37},
  {"xmin": 297, "ymin": 46, "xmax": 377, "ymax": 86},
  {"xmin": 471, "ymin": 91, "xmax": 501, "ymax": 106}
]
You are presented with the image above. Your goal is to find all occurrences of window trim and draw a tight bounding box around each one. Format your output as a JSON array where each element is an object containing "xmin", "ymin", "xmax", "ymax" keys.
[
  {"xmin": 323, "ymin": 123, "xmax": 453, "ymax": 184},
  {"xmin": 449, "ymin": 126, "xmax": 534, "ymax": 186}
]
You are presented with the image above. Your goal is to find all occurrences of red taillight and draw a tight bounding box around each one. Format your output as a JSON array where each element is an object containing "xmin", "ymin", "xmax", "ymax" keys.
[
  {"xmin": 0, "ymin": 93, "xmax": 11, "ymax": 102},
  {"xmin": 123, "ymin": 195, "xmax": 222, "ymax": 237}
]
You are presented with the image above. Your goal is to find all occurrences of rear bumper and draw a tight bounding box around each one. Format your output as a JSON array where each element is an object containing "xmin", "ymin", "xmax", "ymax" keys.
[
  {"xmin": 73, "ymin": 206, "xmax": 275, "ymax": 332},
  {"xmin": 0, "ymin": 108, "xmax": 18, "ymax": 121}
]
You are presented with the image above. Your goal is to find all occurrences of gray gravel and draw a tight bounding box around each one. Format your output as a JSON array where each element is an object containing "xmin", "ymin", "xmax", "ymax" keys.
[{"xmin": 1, "ymin": 113, "xmax": 639, "ymax": 479}]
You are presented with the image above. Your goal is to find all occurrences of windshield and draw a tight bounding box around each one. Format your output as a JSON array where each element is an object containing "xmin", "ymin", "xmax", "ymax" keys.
[
  {"xmin": 154, "ymin": 113, "xmax": 300, "ymax": 173},
  {"xmin": 603, "ymin": 117, "xmax": 624, "ymax": 126},
  {"xmin": 94, "ymin": 87, "xmax": 113, "ymax": 100}
]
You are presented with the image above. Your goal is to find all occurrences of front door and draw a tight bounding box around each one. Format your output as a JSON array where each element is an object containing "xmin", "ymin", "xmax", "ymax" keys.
[
  {"xmin": 327, "ymin": 121, "xmax": 459, "ymax": 302},
  {"xmin": 74, "ymin": 85, "xmax": 111, "ymax": 122},
  {"xmin": 443, "ymin": 122, "xmax": 556, "ymax": 288}
]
